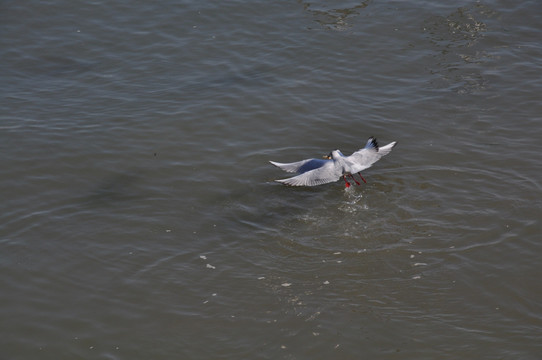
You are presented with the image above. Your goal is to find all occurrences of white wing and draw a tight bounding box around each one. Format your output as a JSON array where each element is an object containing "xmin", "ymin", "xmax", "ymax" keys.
[
  {"xmin": 376, "ymin": 141, "xmax": 397, "ymax": 156},
  {"xmin": 275, "ymin": 161, "xmax": 341, "ymax": 186},
  {"xmin": 347, "ymin": 140, "xmax": 397, "ymax": 173},
  {"xmin": 269, "ymin": 159, "xmax": 330, "ymax": 174}
]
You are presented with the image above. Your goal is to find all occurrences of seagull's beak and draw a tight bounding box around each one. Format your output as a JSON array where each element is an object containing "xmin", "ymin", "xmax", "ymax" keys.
[{"xmin": 323, "ymin": 153, "xmax": 332, "ymax": 159}]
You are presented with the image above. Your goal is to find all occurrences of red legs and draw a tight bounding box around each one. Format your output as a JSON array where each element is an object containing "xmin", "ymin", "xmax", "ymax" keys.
[
  {"xmin": 343, "ymin": 175, "xmax": 351, "ymax": 188},
  {"xmin": 349, "ymin": 174, "xmax": 361, "ymax": 186},
  {"xmin": 344, "ymin": 173, "xmax": 367, "ymax": 188}
]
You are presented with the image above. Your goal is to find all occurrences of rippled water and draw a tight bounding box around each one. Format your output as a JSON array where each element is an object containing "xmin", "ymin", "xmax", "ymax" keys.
[{"xmin": 2, "ymin": 0, "xmax": 542, "ymax": 359}]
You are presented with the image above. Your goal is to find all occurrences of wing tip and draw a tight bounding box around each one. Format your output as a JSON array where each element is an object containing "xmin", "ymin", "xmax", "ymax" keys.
[
  {"xmin": 365, "ymin": 136, "xmax": 379, "ymax": 151},
  {"xmin": 274, "ymin": 178, "xmax": 297, "ymax": 186},
  {"xmin": 377, "ymin": 140, "xmax": 397, "ymax": 156},
  {"xmin": 274, "ymin": 177, "xmax": 336, "ymax": 187}
]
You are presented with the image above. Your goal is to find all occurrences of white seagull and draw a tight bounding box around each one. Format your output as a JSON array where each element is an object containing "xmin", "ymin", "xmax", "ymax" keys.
[{"xmin": 270, "ymin": 137, "xmax": 397, "ymax": 187}]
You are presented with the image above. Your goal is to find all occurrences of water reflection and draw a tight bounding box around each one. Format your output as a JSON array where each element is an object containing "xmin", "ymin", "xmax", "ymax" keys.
[
  {"xmin": 299, "ymin": 0, "xmax": 370, "ymax": 31},
  {"xmin": 424, "ymin": 5, "xmax": 491, "ymax": 46},
  {"xmin": 423, "ymin": 4, "xmax": 498, "ymax": 94}
]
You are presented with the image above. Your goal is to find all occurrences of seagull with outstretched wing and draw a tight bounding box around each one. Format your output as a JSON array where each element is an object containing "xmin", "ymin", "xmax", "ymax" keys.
[{"xmin": 270, "ymin": 137, "xmax": 397, "ymax": 187}]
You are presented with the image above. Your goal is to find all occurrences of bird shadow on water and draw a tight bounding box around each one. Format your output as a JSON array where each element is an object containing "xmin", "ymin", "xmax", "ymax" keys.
[
  {"xmin": 220, "ymin": 180, "xmax": 380, "ymax": 250},
  {"xmin": 82, "ymin": 170, "xmax": 143, "ymax": 208},
  {"xmin": 275, "ymin": 180, "xmax": 413, "ymax": 254}
]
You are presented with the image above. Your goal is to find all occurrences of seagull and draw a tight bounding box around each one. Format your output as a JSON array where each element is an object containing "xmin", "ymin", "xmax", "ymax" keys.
[{"xmin": 270, "ymin": 137, "xmax": 397, "ymax": 187}]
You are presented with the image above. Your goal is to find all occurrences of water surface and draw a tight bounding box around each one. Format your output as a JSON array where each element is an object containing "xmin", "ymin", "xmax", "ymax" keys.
[{"xmin": 1, "ymin": 0, "xmax": 542, "ymax": 359}]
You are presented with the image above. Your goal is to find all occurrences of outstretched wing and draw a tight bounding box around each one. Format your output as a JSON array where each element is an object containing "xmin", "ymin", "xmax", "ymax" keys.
[
  {"xmin": 347, "ymin": 137, "xmax": 397, "ymax": 173},
  {"xmin": 269, "ymin": 158, "xmax": 330, "ymax": 174},
  {"xmin": 275, "ymin": 161, "xmax": 341, "ymax": 186}
]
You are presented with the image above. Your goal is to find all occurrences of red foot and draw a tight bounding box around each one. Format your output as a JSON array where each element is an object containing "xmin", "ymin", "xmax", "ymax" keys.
[
  {"xmin": 349, "ymin": 174, "xmax": 361, "ymax": 186},
  {"xmin": 343, "ymin": 176, "xmax": 351, "ymax": 188}
]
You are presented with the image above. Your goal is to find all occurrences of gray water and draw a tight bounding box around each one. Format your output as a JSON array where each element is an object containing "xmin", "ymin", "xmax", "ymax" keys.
[{"xmin": 2, "ymin": 1, "xmax": 542, "ymax": 359}]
